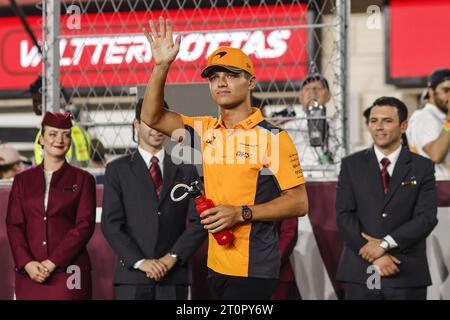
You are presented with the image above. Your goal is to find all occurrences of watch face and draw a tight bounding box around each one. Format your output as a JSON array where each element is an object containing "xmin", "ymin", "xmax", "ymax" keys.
[{"xmin": 242, "ymin": 207, "xmax": 252, "ymax": 221}]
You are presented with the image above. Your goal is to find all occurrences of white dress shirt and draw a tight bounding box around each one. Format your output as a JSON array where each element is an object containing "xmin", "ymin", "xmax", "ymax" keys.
[
  {"xmin": 407, "ymin": 103, "xmax": 450, "ymax": 179},
  {"xmin": 373, "ymin": 144, "xmax": 402, "ymax": 177},
  {"xmin": 373, "ymin": 144, "xmax": 402, "ymax": 249},
  {"xmin": 276, "ymin": 105, "xmax": 340, "ymax": 178},
  {"xmin": 138, "ymin": 146, "xmax": 165, "ymax": 177}
]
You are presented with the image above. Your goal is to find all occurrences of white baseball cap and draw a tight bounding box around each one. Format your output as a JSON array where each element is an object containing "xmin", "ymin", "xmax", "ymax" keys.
[{"xmin": 0, "ymin": 144, "xmax": 27, "ymax": 165}]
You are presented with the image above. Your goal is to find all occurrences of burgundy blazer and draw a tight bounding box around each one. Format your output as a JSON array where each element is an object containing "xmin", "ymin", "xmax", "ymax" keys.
[
  {"xmin": 278, "ymin": 217, "xmax": 298, "ymax": 282},
  {"xmin": 6, "ymin": 162, "xmax": 96, "ymax": 273}
]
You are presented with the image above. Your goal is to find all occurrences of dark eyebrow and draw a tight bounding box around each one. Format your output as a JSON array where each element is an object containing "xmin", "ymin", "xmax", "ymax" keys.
[
  {"xmin": 48, "ymin": 129, "xmax": 71, "ymax": 134},
  {"xmin": 369, "ymin": 116, "xmax": 393, "ymax": 121}
]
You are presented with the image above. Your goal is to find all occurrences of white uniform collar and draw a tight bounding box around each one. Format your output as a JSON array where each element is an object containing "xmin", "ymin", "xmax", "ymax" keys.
[
  {"xmin": 424, "ymin": 103, "xmax": 447, "ymax": 121},
  {"xmin": 373, "ymin": 144, "xmax": 402, "ymax": 171},
  {"xmin": 138, "ymin": 146, "xmax": 165, "ymax": 170}
]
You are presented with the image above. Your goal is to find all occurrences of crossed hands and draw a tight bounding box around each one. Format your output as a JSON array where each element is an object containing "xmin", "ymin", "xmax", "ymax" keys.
[
  {"xmin": 138, "ymin": 253, "xmax": 177, "ymax": 282},
  {"xmin": 24, "ymin": 259, "xmax": 56, "ymax": 283},
  {"xmin": 359, "ymin": 232, "xmax": 401, "ymax": 277}
]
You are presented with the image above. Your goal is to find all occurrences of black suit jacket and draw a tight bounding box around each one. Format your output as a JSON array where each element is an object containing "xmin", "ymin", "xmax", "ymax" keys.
[
  {"xmin": 335, "ymin": 146, "xmax": 438, "ymax": 287},
  {"xmin": 101, "ymin": 151, "xmax": 207, "ymax": 285}
]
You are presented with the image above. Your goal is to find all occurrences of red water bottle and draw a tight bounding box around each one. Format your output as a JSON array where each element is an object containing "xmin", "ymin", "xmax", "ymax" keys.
[{"xmin": 188, "ymin": 182, "xmax": 234, "ymax": 246}]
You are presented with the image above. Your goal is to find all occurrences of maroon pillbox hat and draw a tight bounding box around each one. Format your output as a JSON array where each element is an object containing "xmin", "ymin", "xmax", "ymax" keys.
[{"xmin": 41, "ymin": 112, "xmax": 72, "ymax": 129}]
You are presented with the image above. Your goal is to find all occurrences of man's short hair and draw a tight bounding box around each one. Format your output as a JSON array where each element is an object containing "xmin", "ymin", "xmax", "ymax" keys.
[
  {"xmin": 423, "ymin": 68, "xmax": 450, "ymax": 99},
  {"xmin": 135, "ymin": 99, "xmax": 168, "ymax": 122},
  {"xmin": 364, "ymin": 96, "xmax": 408, "ymax": 124},
  {"xmin": 300, "ymin": 73, "xmax": 330, "ymax": 91}
]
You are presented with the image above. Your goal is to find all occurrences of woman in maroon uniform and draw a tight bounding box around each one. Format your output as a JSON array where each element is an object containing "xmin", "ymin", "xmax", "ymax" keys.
[{"xmin": 6, "ymin": 112, "xmax": 96, "ymax": 300}]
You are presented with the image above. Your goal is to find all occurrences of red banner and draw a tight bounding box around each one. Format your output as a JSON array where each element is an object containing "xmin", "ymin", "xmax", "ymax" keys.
[
  {"xmin": 0, "ymin": 5, "xmax": 308, "ymax": 91},
  {"xmin": 389, "ymin": 0, "xmax": 450, "ymax": 79}
]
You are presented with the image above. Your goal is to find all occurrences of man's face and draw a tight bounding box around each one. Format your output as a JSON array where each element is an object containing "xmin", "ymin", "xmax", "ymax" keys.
[
  {"xmin": 299, "ymin": 80, "xmax": 330, "ymax": 111},
  {"xmin": 208, "ymin": 70, "xmax": 255, "ymax": 109},
  {"xmin": 430, "ymin": 80, "xmax": 450, "ymax": 113},
  {"xmin": 368, "ymin": 105, "xmax": 407, "ymax": 150},
  {"xmin": 134, "ymin": 119, "xmax": 165, "ymax": 149}
]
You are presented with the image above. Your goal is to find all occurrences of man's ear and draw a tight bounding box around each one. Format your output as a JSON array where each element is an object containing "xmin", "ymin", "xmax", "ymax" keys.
[
  {"xmin": 248, "ymin": 76, "xmax": 256, "ymax": 90},
  {"xmin": 400, "ymin": 120, "xmax": 408, "ymax": 133},
  {"xmin": 427, "ymin": 88, "xmax": 434, "ymax": 103},
  {"xmin": 133, "ymin": 118, "xmax": 140, "ymax": 130},
  {"xmin": 325, "ymin": 90, "xmax": 331, "ymax": 104}
]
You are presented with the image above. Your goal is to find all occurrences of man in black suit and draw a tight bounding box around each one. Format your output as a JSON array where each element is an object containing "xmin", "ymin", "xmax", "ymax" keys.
[
  {"xmin": 101, "ymin": 99, "xmax": 207, "ymax": 300},
  {"xmin": 336, "ymin": 96, "xmax": 438, "ymax": 300}
]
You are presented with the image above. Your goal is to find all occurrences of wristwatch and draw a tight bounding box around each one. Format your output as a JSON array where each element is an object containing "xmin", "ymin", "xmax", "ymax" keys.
[
  {"xmin": 241, "ymin": 205, "xmax": 253, "ymax": 222},
  {"xmin": 169, "ymin": 252, "xmax": 178, "ymax": 261},
  {"xmin": 379, "ymin": 239, "xmax": 389, "ymax": 251}
]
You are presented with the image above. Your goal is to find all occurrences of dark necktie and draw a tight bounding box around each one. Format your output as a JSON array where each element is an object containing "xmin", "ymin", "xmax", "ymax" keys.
[
  {"xmin": 149, "ymin": 156, "xmax": 163, "ymax": 199},
  {"xmin": 380, "ymin": 157, "xmax": 391, "ymax": 194}
]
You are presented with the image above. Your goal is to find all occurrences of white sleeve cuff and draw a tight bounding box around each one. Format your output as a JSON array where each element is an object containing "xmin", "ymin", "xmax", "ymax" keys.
[
  {"xmin": 133, "ymin": 259, "xmax": 145, "ymax": 269},
  {"xmin": 384, "ymin": 235, "xmax": 398, "ymax": 249}
]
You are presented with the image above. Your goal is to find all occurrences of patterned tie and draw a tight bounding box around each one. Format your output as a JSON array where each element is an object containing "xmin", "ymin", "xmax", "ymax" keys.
[
  {"xmin": 380, "ymin": 157, "xmax": 391, "ymax": 194},
  {"xmin": 149, "ymin": 156, "xmax": 163, "ymax": 199}
]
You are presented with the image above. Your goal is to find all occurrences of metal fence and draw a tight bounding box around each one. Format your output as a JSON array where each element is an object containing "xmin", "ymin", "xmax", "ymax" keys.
[{"xmin": 40, "ymin": 0, "xmax": 348, "ymax": 178}]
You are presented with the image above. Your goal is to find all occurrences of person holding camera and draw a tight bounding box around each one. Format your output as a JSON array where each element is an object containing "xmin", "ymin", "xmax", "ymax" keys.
[{"xmin": 270, "ymin": 74, "xmax": 337, "ymax": 178}]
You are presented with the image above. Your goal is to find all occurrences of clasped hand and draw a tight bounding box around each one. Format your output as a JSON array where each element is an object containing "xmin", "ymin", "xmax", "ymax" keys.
[
  {"xmin": 138, "ymin": 253, "xmax": 177, "ymax": 281},
  {"xmin": 24, "ymin": 259, "xmax": 56, "ymax": 283},
  {"xmin": 359, "ymin": 233, "xmax": 401, "ymax": 277}
]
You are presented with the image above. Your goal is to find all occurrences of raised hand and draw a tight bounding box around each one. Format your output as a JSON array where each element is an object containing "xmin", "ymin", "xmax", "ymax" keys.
[{"xmin": 143, "ymin": 16, "xmax": 181, "ymax": 67}]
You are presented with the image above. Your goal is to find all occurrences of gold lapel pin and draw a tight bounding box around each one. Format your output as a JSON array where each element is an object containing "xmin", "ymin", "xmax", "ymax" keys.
[{"xmin": 401, "ymin": 179, "xmax": 417, "ymax": 186}]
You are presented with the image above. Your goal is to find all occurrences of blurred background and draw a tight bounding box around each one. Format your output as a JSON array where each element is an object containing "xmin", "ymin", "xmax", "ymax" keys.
[
  {"xmin": 0, "ymin": 0, "xmax": 447, "ymax": 178},
  {"xmin": 0, "ymin": 0, "xmax": 449, "ymax": 301}
]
